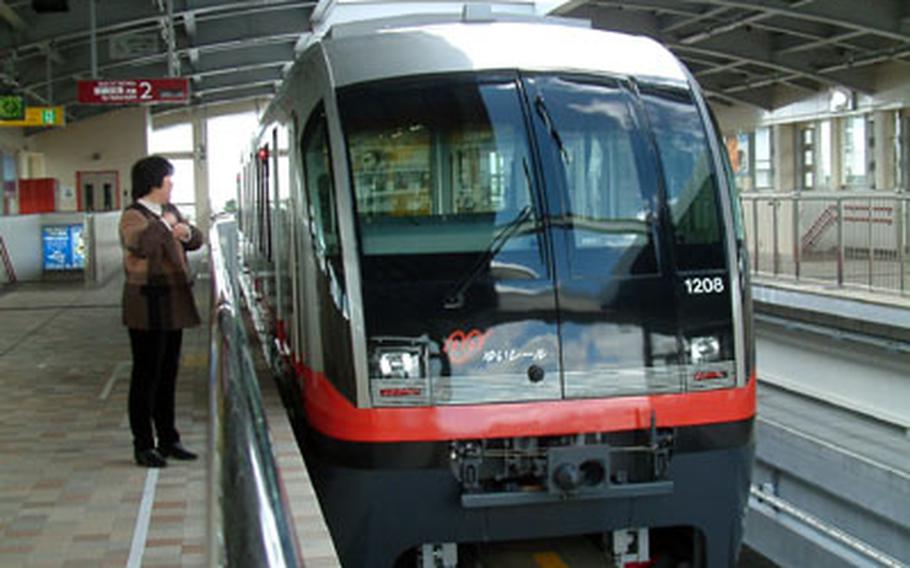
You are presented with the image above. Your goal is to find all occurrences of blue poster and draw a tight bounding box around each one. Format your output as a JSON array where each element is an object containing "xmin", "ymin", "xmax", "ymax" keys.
[
  {"xmin": 42, "ymin": 224, "xmax": 85, "ymax": 271},
  {"xmin": 70, "ymin": 224, "xmax": 85, "ymax": 269}
]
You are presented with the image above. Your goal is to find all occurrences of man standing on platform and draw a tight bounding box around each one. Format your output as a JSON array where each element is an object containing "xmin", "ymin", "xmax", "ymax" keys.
[{"xmin": 119, "ymin": 155, "xmax": 202, "ymax": 468}]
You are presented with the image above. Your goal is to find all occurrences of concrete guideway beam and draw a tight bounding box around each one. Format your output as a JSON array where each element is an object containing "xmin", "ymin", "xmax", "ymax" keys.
[{"xmin": 746, "ymin": 417, "xmax": 910, "ymax": 566}]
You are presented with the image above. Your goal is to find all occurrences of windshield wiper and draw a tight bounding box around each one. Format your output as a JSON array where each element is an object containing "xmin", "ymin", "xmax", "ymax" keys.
[
  {"xmin": 534, "ymin": 94, "xmax": 570, "ymax": 164},
  {"xmin": 443, "ymin": 204, "xmax": 534, "ymax": 310}
]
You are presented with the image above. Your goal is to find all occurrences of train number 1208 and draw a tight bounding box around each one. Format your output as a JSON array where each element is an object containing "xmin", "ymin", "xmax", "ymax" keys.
[{"xmin": 683, "ymin": 277, "xmax": 725, "ymax": 295}]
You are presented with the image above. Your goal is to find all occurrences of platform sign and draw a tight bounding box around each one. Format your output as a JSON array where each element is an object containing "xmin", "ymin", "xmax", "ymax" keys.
[
  {"xmin": 0, "ymin": 106, "xmax": 65, "ymax": 127},
  {"xmin": 77, "ymin": 78, "xmax": 189, "ymax": 104},
  {"xmin": 0, "ymin": 95, "xmax": 24, "ymax": 120},
  {"xmin": 42, "ymin": 224, "xmax": 85, "ymax": 271}
]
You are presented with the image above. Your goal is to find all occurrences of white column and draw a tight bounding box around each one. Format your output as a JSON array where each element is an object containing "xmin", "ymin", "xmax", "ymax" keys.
[
  {"xmin": 873, "ymin": 110, "xmax": 895, "ymax": 191},
  {"xmin": 192, "ymin": 110, "xmax": 210, "ymax": 235},
  {"xmin": 831, "ymin": 117, "xmax": 844, "ymax": 190},
  {"xmin": 774, "ymin": 123, "xmax": 797, "ymax": 193}
]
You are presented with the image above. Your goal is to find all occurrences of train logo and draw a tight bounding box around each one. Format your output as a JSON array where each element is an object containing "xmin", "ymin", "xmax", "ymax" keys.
[{"xmin": 443, "ymin": 329, "xmax": 491, "ymax": 365}]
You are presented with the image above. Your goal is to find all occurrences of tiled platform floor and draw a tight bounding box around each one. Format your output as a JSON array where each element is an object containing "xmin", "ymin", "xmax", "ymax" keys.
[{"xmin": 0, "ymin": 275, "xmax": 337, "ymax": 567}]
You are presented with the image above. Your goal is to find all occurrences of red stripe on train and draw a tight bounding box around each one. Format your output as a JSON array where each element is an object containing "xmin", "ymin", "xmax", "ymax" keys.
[{"xmin": 298, "ymin": 367, "xmax": 757, "ymax": 443}]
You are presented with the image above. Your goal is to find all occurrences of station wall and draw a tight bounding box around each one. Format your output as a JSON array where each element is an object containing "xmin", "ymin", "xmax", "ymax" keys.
[
  {"xmin": 0, "ymin": 210, "xmax": 121, "ymax": 285},
  {"xmin": 0, "ymin": 212, "xmax": 84, "ymax": 282},
  {"xmin": 0, "ymin": 127, "xmax": 25, "ymax": 153},
  {"xmin": 25, "ymin": 106, "xmax": 149, "ymax": 208},
  {"xmin": 0, "ymin": 214, "xmax": 41, "ymax": 282}
]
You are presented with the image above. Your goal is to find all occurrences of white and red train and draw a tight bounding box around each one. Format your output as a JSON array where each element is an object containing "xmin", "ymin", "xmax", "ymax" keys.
[{"xmin": 237, "ymin": 2, "xmax": 755, "ymax": 566}]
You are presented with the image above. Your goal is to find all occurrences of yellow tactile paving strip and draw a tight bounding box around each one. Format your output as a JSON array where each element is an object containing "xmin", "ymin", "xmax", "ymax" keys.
[{"xmin": 0, "ymin": 276, "xmax": 338, "ymax": 567}]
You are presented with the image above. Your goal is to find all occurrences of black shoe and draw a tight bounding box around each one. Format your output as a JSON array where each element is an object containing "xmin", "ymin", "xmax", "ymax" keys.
[
  {"xmin": 135, "ymin": 448, "xmax": 167, "ymax": 468},
  {"xmin": 158, "ymin": 442, "xmax": 198, "ymax": 461}
]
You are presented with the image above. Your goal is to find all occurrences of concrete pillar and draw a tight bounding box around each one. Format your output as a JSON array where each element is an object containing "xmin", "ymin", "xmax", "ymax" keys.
[
  {"xmin": 831, "ymin": 117, "xmax": 844, "ymax": 190},
  {"xmin": 773, "ymin": 123, "xmax": 797, "ymax": 193},
  {"xmin": 873, "ymin": 110, "xmax": 895, "ymax": 191},
  {"xmin": 192, "ymin": 110, "xmax": 210, "ymax": 236},
  {"xmin": 901, "ymin": 110, "xmax": 910, "ymax": 193}
]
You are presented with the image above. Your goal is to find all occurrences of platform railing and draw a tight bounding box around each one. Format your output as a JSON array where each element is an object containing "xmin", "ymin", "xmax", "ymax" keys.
[
  {"xmin": 741, "ymin": 191, "xmax": 910, "ymax": 296},
  {"xmin": 206, "ymin": 216, "xmax": 303, "ymax": 568}
]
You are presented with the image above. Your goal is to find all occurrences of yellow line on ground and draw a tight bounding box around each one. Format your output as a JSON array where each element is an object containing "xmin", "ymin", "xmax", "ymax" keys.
[
  {"xmin": 181, "ymin": 352, "xmax": 208, "ymax": 369},
  {"xmin": 533, "ymin": 552, "xmax": 570, "ymax": 568}
]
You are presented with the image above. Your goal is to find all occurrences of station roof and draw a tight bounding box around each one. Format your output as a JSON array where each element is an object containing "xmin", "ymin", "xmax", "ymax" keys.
[{"xmin": 0, "ymin": 0, "xmax": 908, "ymax": 126}]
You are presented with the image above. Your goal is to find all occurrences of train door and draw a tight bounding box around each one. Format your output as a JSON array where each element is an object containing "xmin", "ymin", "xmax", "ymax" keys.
[
  {"xmin": 77, "ymin": 170, "xmax": 119, "ymax": 212},
  {"xmin": 270, "ymin": 128, "xmax": 287, "ymax": 340},
  {"xmin": 273, "ymin": 124, "xmax": 297, "ymax": 353},
  {"xmin": 294, "ymin": 111, "xmax": 324, "ymax": 375},
  {"xmin": 523, "ymin": 75, "xmax": 681, "ymax": 398}
]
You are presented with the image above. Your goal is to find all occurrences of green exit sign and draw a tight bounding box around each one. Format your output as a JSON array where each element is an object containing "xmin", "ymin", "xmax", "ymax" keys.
[
  {"xmin": 41, "ymin": 108, "xmax": 55, "ymax": 124},
  {"xmin": 0, "ymin": 95, "xmax": 24, "ymax": 120}
]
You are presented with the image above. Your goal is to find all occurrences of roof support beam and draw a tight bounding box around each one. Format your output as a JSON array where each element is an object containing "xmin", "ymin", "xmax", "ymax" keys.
[
  {"xmin": 702, "ymin": 86, "xmax": 773, "ymax": 109},
  {"xmin": 676, "ymin": 0, "xmax": 814, "ymax": 45},
  {"xmin": 777, "ymin": 30, "xmax": 865, "ymax": 55},
  {"xmin": 0, "ymin": 0, "xmax": 27, "ymax": 32},
  {"xmin": 661, "ymin": 5, "xmax": 730, "ymax": 33},
  {"xmin": 723, "ymin": 72, "xmax": 815, "ymax": 94},
  {"xmin": 89, "ymin": 0, "xmax": 97, "ymax": 78},
  {"xmin": 675, "ymin": 0, "xmax": 910, "ymax": 43},
  {"xmin": 670, "ymin": 39, "xmax": 873, "ymax": 94},
  {"xmin": 695, "ymin": 60, "xmax": 745, "ymax": 77}
]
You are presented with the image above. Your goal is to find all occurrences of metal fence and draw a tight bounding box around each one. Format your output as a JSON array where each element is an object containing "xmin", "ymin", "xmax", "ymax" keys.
[
  {"xmin": 207, "ymin": 216, "xmax": 302, "ymax": 567},
  {"xmin": 741, "ymin": 192, "xmax": 910, "ymax": 295}
]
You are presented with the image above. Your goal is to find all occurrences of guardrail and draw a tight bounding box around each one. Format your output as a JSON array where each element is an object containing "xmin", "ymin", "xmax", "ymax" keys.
[
  {"xmin": 741, "ymin": 192, "xmax": 909, "ymax": 295},
  {"xmin": 206, "ymin": 216, "xmax": 303, "ymax": 567}
]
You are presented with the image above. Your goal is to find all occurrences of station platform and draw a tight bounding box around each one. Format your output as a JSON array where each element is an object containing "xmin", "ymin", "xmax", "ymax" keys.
[
  {"xmin": 752, "ymin": 277, "xmax": 910, "ymax": 342},
  {"xmin": 0, "ymin": 275, "xmax": 337, "ymax": 567}
]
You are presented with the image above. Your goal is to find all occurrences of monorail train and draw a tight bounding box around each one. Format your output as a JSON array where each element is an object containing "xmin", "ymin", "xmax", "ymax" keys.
[{"xmin": 237, "ymin": 2, "xmax": 755, "ymax": 566}]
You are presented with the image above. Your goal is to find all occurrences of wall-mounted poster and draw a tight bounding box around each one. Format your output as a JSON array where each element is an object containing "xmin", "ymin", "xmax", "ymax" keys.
[{"xmin": 42, "ymin": 224, "xmax": 85, "ymax": 270}]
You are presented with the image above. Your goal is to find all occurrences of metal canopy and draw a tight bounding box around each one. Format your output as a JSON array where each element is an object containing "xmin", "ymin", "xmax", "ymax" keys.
[
  {"xmin": 556, "ymin": 0, "xmax": 910, "ymax": 109},
  {"xmin": 0, "ymin": 0, "xmax": 315, "ymax": 123},
  {"xmin": 0, "ymin": 0, "xmax": 907, "ymax": 126}
]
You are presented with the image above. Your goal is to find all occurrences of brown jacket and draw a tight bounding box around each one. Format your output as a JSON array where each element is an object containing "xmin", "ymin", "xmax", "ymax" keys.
[{"xmin": 120, "ymin": 203, "xmax": 204, "ymax": 330}]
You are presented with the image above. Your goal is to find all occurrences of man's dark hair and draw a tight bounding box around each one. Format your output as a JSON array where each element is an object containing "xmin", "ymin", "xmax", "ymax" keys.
[{"xmin": 131, "ymin": 155, "xmax": 174, "ymax": 201}]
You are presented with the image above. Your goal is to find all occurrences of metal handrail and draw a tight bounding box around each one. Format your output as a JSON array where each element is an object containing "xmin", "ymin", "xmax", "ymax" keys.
[
  {"xmin": 206, "ymin": 216, "xmax": 303, "ymax": 567},
  {"xmin": 741, "ymin": 191, "xmax": 910, "ymax": 295}
]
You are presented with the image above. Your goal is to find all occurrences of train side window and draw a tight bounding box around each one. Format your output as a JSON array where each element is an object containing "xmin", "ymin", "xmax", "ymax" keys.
[
  {"xmin": 301, "ymin": 105, "xmax": 344, "ymax": 277},
  {"xmin": 707, "ymin": 107, "xmax": 747, "ymax": 245},
  {"xmin": 639, "ymin": 85, "xmax": 726, "ymax": 271}
]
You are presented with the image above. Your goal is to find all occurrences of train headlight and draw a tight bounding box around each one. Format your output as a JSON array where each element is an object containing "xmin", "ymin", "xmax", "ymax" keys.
[
  {"xmin": 369, "ymin": 341, "xmax": 431, "ymax": 406},
  {"xmin": 686, "ymin": 335, "xmax": 735, "ymax": 390},
  {"xmin": 369, "ymin": 336, "xmax": 431, "ymax": 380},
  {"xmin": 689, "ymin": 336, "xmax": 720, "ymax": 364},
  {"xmin": 376, "ymin": 349, "xmax": 422, "ymax": 379}
]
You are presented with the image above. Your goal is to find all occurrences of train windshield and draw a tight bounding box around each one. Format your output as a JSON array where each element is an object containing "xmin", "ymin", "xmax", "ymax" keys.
[
  {"xmin": 338, "ymin": 73, "xmax": 734, "ymax": 406},
  {"xmin": 342, "ymin": 77, "xmax": 541, "ymax": 258}
]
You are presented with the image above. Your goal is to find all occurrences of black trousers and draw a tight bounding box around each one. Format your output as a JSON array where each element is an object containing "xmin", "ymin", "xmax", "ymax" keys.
[{"xmin": 128, "ymin": 328, "xmax": 183, "ymax": 452}]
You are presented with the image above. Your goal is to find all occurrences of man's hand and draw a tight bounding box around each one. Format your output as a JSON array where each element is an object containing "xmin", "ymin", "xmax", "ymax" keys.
[{"xmin": 162, "ymin": 211, "xmax": 178, "ymax": 227}]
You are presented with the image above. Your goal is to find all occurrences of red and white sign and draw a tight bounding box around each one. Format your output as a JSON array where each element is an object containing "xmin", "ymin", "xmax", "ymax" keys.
[{"xmin": 77, "ymin": 78, "xmax": 189, "ymax": 104}]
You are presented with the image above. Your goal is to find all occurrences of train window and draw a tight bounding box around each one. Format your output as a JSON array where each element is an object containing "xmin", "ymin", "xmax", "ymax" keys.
[
  {"xmin": 707, "ymin": 107, "xmax": 747, "ymax": 244},
  {"xmin": 527, "ymin": 75, "xmax": 658, "ymax": 276},
  {"xmin": 639, "ymin": 85, "xmax": 726, "ymax": 271},
  {"xmin": 339, "ymin": 76, "xmax": 543, "ymax": 259},
  {"xmin": 301, "ymin": 105, "xmax": 345, "ymax": 277}
]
